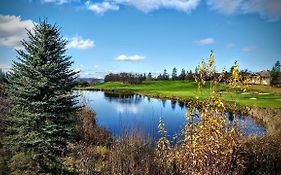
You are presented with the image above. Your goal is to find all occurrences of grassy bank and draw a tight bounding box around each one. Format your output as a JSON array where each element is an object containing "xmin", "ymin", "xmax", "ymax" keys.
[{"xmin": 78, "ymin": 80, "xmax": 281, "ymax": 108}]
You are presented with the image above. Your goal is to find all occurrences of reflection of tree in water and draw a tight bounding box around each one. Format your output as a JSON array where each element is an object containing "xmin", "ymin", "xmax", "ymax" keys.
[
  {"xmin": 171, "ymin": 100, "xmax": 177, "ymax": 110},
  {"xmin": 104, "ymin": 91, "xmax": 188, "ymax": 111},
  {"xmin": 178, "ymin": 101, "xmax": 185, "ymax": 109},
  {"xmin": 103, "ymin": 92, "xmax": 143, "ymax": 104},
  {"xmin": 228, "ymin": 112, "xmax": 234, "ymax": 122},
  {"xmin": 227, "ymin": 112, "xmax": 244, "ymax": 122},
  {"xmin": 162, "ymin": 99, "xmax": 166, "ymax": 108}
]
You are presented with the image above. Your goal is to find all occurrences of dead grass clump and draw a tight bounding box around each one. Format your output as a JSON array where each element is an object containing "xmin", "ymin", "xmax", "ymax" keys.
[
  {"xmin": 241, "ymin": 134, "xmax": 281, "ymax": 175},
  {"xmin": 105, "ymin": 132, "xmax": 157, "ymax": 175},
  {"xmin": 72, "ymin": 107, "xmax": 112, "ymax": 174},
  {"xmin": 76, "ymin": 107, "xmax": 112, "ymax": 145}
]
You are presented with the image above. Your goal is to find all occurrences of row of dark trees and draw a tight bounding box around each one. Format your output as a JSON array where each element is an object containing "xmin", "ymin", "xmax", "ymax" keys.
[
  {"xmin": 156, "ymin": 68, "xmax": 194, "ymax": 80},
  {"xmin": 104, "ymin": 62, "xmax": 281, "ymax": 86},
  {"xmin": 104, "ymin": 68, "xmax": 195, "ymax": 83},
  {"xmin": 156, "ymin": 67, "xmax": 253, "ymax": 81},
  {"xmin": 104, "ymin": 72, "xmax": 146, "ymax": 84},
  {"xmin": 103, "ymin": 67, "xmax": 231, "ymax": 83}
]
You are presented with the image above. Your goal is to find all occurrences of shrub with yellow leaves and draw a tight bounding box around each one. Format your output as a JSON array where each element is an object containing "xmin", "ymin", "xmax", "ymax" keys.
[
  {"xmin": 155, "ymin": 116, "xmax": 174, "ymax": 174},
  {"xmin": 229, "ymin": 60, "xmax": 242, "ymax": 88},
  {"xmin": 156, "ymin": 51, "xmax": 244, "ymax": 174}
]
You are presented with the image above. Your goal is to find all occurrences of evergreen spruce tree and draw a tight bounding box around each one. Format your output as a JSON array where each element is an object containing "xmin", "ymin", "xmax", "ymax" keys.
[
  {"xmin": 8, "ymin": 19, "xmax": 79, "ymax": 174},
  {"xmin": 163, "ymin": 69, "xmax": 169, "ymax": 80},
  {"xmin": 172, "ymin": 67, "xmax": 178, "ymax": 80},
  {"xmin": 0, "ymin": 68, "xmax": 10, "ymax": 175},
  {"xmin": 179, "ymin": 68, "xmax": 186, "ymax": 80},
  {"xmin": 186, "ymin": 70, "xmax": 193, "ymax": 80},
  {"xmin": 271, "ymin": 60, "xmax": 281, "ymax": 86}
]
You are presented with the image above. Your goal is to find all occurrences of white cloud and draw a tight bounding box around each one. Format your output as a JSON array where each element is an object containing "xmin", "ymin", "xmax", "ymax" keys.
[
  {"xmin": 115, "ymin": 54, "xmax": 145, "ymax": 62},
  {"xmin": 41, "ymin": 0, "xmax": 281, "ymax": 21},
  {"xmin": 206, "ymin": 0, "xmax": 281, "ymax": 21},
  {"xmin": 206, "ymin": 0, "xmax": 243, "ymax": 15},
  {"xmin": 0, "ymin": 15, "xmax": 34, "ymax": 49},
  {"xmin": 242, "ymin": 0, "xmax": 281, "ymax": 21},
  {"xmin": 226, "ymin": 43, "xmax": 235, "ymax": 49},
  {"xmin": 41, "ymin": 0, "xmax": 76, "ymax": 5},
  {"xmin": 242, "ymin": 46, "xmax": 256, "ymax": 53},
  {"xmin": 85, "ymin": 1, "xmax": 120, "ymax": 15},
  {"xmin": 85, "ymin": 0, "xmax": 200, "ymax": 14},
  {"xmin": 116, "ymin": 0, "xmax": 200, "ymax": 13},
  {"xmin": 194, "ymin": 38, "xmax": 215, "ymax": 45},
  {"xmin": 66, "ymin": 36, "xmax": 95, "ymax": 50}
]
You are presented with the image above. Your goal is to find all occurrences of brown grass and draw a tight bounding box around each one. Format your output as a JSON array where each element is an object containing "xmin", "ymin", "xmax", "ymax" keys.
[
  {"xmin": 241, "ymin": 133, "xmax": 281, "ymax": 175},
  {"xmin": 70, "ymin": 110, "xmax": 281, "ymax": 174},
  {"xmin": 106, "ymin": 132, "xmax": 157, "ymax": 175}
]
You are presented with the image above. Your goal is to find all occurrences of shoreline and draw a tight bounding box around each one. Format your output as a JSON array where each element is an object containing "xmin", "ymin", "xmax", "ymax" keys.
[
  {"xmin": 249, "ymin": 107, "xmax": 281, "ymax": 135},
  {"xmin": 75, "ymin": 80, "xmax": 281, "ymax": 109},
  {"xmin": 76, "ymin": 88, "xmax": 281, "ymax": 135}
]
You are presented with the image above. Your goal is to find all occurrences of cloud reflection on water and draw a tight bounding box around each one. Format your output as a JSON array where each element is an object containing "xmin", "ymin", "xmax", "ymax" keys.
[{"xmin": 116, "ymin": 103, "xmax": 142, "ymax": 114}]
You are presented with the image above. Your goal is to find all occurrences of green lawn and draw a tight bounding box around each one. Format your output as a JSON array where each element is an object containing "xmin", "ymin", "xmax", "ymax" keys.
[{"xmin": 78, "ymin": 80, "xmax": 281, "ymax": 108}]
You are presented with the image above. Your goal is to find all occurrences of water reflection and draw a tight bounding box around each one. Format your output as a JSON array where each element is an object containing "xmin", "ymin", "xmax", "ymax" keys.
[
  {"xmin": 104, "ymin": 92, "xmax": 143, "ymax": 104},
  {"xmin": 171, "ymin": 100, "xmax": 177, "ymax": 110},
  {"xmin": 178, "ymin": 101, "xmax": 185, "ymax": 109},
  {"xmin": 162, "ymin": 99, "xmax": 166, "ymax": 108},
  {"xmin": 77, "ymin": 90, "xmax": 265, "ymax": 140},
  {"xmin": 116, "ymin": 103, "xmax": 142, "ymax": 114},
  {"xmin": 228, "ymin": 112, "xmax": 234, "ymax": 122}
]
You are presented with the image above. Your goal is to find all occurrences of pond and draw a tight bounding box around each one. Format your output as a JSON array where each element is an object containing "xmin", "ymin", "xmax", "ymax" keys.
[{"xmin": 77, "ymin": 90, "xmax": 265, "ymax": 140}]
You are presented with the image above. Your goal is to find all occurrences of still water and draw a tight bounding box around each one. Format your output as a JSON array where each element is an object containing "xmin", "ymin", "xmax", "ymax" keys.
[{"xmin": 78, "ymin": 90, "xmax": 265, "ymax": 140}]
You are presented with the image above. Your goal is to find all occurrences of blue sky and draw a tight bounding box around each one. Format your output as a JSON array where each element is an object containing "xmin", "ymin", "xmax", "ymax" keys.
[{"xmin": 0, "ymin": 0, "xmax": 281, "ymax": 78}]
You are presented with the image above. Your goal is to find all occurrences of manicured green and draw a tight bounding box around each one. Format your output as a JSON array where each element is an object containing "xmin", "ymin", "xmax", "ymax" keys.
[{"xmin": 79, "ymin": 80, "xmax": 281, "ymax": 108}]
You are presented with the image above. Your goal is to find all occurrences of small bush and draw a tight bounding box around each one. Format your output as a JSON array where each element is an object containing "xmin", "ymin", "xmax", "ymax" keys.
[
  {"xmin": 241, "ymin": 134, "xmax": 281, "ymax": 175},
  {"xmin": 76, "ymin": 108, "xmax": 112, "ymax": 145},
  {"xmin": 105, "ymin": 132, "xmax": 156, "ymax": 175}
]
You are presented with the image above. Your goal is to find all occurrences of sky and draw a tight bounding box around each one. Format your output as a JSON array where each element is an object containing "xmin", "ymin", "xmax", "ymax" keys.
[{"xmin": 0, "ymin": 0, "xmax": 281, "ymax": 78}]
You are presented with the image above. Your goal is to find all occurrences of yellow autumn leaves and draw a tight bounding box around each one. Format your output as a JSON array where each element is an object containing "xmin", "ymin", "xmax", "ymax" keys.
[{"xmin": 155, "ymin": 51, "xmax": 244, "ymax": 174}]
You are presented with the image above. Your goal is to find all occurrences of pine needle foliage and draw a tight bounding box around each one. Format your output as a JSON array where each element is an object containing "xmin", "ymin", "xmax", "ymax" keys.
[{"xmin": 7, "ymin": 19, "xmax": 79, "ymax": 174}]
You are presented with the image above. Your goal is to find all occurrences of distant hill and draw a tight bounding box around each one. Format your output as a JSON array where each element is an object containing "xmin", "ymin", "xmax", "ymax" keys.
[{"xmin": 76, "ymin": 77, "xmax": 104, "ymax": 84}]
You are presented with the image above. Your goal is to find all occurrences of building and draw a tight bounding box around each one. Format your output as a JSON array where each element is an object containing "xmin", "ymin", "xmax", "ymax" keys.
[{"xmin": 250, "ymin": 70, "xmax": 271, "ymax": 85}]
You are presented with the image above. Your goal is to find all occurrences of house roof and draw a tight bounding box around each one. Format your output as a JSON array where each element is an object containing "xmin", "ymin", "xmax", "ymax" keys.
[
  {"xmin": 259, "ymin": 70, "xmax": 271, "ymax": 78},
  {"xmin": 250, "ymin": 70, "xmax": 271, "ymax": 78}
]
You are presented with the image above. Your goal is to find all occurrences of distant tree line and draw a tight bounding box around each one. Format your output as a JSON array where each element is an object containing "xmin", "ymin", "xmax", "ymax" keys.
[
  {"xmin": 104, "ymin": 72, "xmax": 146, "ymax": 84},
  {"xmin": 103, "ymin": 67, "xmax": 221, "ymax": 83},
  {"xmin": 103, "ymin": 61, "xmax": 281, "ymax": 86},
  {"xmin": 103, "ymin": 68, "xmax": 196, "ymax": 84},
  {"xmin": 155, "ymin": 68, "xmax": 194, "ymax": 80}
]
